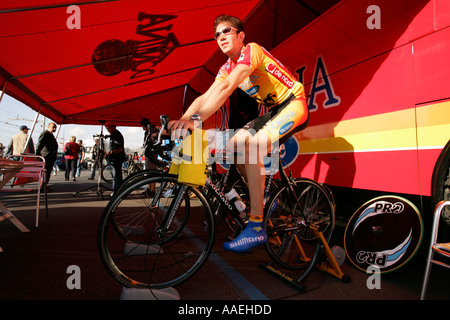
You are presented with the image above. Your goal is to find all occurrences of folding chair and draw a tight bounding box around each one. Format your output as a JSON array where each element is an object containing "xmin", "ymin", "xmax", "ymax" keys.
[
  {"xmin": 420, "ymin": 200, "xmax": 450, "ymax": 300},
  {"xmin": 1, "ymin": 155, "xmax": 47, "ymax": 228}
]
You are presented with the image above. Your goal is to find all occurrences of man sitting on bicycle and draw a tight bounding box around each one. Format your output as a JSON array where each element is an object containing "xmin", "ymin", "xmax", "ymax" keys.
[{"xmin": 169, "ymin": 14, "xmax": 309, "ymax": 253}]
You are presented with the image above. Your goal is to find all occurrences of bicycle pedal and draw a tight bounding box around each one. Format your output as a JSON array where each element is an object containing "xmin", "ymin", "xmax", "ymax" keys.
[
  {"xmin": 225, "ymin": 234, "xmax": 236, "ymax": 241},
  {"xmin": 435, "ymin": 243, "xmax": 450, "ymax": 253},
  {"xmin": 227, "ymin": 250, "xmax": 252, "ymax": 255}
]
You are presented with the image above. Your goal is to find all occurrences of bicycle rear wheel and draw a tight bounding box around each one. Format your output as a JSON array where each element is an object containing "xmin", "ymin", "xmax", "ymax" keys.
[
  {"xmin": 97, "ymin": 174, "xmax": 215, "ymax": 289},
  {"xmin": 263, "ymin": 178, "xmax": 335, "ymax": 270}
]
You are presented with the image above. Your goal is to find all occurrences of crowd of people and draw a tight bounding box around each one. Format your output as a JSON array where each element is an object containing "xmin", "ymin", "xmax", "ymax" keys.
[{"xmin": 1, "ymin": 119, "xmax": 152, "ymax": 194}]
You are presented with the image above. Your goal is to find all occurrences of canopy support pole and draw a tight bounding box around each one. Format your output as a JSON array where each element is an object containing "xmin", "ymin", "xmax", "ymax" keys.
[
  {"xmin": 0, "ymin": 80, "xmax": 8, "ymax": 105},
  {"xmin": 23, "ymin": 106, "xmax": 42, "ymax": 154},
  {"xmin": 182, "ymin": 85, "xmax": 188, "ymax": 114}
]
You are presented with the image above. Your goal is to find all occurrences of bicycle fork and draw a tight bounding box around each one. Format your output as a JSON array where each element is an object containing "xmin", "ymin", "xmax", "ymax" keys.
[{"xmin": 157, "ymin": 183, "xmax": 188, "ymax": 237}]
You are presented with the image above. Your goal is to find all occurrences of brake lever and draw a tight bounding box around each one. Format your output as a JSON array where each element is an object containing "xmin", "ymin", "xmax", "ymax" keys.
[{"xmin": 154, "ymin": 115, "xmax": 170, "ymax": 146}]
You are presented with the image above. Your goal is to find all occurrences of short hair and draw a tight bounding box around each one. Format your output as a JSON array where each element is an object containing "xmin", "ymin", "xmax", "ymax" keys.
[
  {"xmin": 140, "ymin": 117, "xmax": 150, "ymax": 127},
  {"xmin": 214, "ymin": 14, "xmax": 244, "ymax": 33},
  {"xmin": 70, "ymin": 136, "xmax": 76, "ymax": 142},
  {"xmin": 105, "ymin": 121, "xmax": 116, "ymax": 128}
]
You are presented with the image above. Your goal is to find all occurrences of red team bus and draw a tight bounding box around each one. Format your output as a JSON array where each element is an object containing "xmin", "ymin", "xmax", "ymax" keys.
[
  {"xmin": 273, "ymin": 0, "xmax": 450, "ymax": 272},
  {"xmin": 209, "ymin": 0, "xmax": 449, "ymax": 272},
  {"xmin": 270, "ymin": 0, "xmax": 449, "ymax": 205}
]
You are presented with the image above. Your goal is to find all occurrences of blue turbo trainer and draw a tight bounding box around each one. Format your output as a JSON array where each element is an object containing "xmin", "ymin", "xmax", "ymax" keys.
[{"xmin": 223, "ymin": 221, "xmax": 267, "ymax": 253}]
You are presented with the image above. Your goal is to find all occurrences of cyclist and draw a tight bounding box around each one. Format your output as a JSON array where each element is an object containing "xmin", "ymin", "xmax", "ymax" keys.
[{"xmin": 169, "ymin": 14, "xmax": 309, "ymax": 253}]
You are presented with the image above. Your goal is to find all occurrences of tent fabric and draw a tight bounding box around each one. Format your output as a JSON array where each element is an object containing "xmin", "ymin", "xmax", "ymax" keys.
[{"xmin": 0, "ymin": 0, "xmax": 338, "ymax": 126}]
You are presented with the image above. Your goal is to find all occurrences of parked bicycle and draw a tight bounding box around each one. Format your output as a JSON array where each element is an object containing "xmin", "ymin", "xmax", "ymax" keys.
[
  {"xmin": 122, "ymin": 158, "xmax": 144, "ymax": 178},
  {"xmin": 88, "ymin": 133, "xmax": 116, "ymax": 184},
  {"xmin": 97, "ymin": 115, "xmax": 335, "ymax": 289}
]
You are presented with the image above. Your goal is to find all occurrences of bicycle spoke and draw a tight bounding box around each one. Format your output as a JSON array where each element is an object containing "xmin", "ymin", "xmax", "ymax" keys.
[
  {"xmin": 98, "ymin": 175, "xmax": 215, "ymax": 289},
  {"xmin": 264, "ymin": 178, "xmax": 335, "ymax": 270}
]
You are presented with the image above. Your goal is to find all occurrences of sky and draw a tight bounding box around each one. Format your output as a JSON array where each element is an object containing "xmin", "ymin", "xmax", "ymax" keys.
[{"xmin": 0, "ymin": 93, "xmax": 145, "ymax": 153}]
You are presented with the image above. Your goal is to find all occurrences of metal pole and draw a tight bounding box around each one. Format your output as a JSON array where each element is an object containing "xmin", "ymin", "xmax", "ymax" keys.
[
  {"xmin": 0, "ymin": 80, "xmax": 8, "ymax": 104},
  {"xmin": 23, "ymin": 106, "xmax": 42, "ymax": 154}
]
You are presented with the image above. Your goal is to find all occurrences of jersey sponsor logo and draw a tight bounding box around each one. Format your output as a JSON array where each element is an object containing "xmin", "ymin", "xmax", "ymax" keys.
[
  {"xmin": 279, "ymin": 121, "xmax": 294, "ymax": 135},
  {"xmin": 245, "ymin": 85, "xmax": 260, "ymax": 96},
  {"xmin": 266, "ymin": 109, "xmax": 297, "ymax": 133},
  {"xmin": 239, "ymin": 75, "xmax": 261, "ymax": 95},
  {"xmin": 266, "ymin": 62, "xmax": 294, "ymax": 89}
]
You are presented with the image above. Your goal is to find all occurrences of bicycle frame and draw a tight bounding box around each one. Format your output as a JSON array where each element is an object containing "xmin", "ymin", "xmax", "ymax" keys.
[
  {"xmin": 205, "ymin": 174, "xmax": 247, "ymax": 231},
  {"xmin": 204, "ymin": 150, "xmax": 308, "ymax": 235}
]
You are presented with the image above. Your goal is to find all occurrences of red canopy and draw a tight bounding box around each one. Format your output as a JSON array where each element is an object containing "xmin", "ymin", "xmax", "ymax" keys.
[{"xmin": 0, "ymin": 0, "xmax": 338, "ymax": 126}]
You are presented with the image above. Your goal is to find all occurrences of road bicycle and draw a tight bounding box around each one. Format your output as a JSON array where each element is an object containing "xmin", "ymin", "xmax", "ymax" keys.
[
  {"xmin": 89, "ymin": 133, "xmax": 115, "ymax": 184},
  {"xmin": 122, "ymin": 158, "xmax": 144, "ymax": 178},
  {"xmin": 97, "ymin": 116, "xmax": 336, "ymax": 289},
  {"xmin": 73, "ymin": 132, "xmax": 114, "ymax": 198}
]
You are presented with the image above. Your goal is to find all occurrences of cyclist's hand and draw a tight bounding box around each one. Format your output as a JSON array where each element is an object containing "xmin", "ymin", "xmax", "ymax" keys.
[{"xmin": 168, "ymin": 119, "xmax": 198, "ymax": 141}]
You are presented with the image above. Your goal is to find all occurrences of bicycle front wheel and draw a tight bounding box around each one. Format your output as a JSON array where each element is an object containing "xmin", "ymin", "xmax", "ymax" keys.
[
  {"xmin": 263, "ymin": 178, "xmax": 335, "ymax": 270},
  {"xmin": 101, "ymin": 160, "xmax": 114, "ymax": 183},
  {"xmin": 97, "ymin": 174, "xmax": 215, "ymax": 289},
  {"xmin": 112, "ymin": 169, "xmax": 161, "ymax": 200}
]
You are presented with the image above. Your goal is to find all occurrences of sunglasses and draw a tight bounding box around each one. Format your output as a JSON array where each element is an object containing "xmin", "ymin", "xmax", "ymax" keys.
[{"xmin": 214, "ymin": 26, "xmax": 238, "ymax": 40}]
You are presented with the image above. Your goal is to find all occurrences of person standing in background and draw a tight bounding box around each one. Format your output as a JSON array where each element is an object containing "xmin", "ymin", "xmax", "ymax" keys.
[
  {"xmin": 105, "ymin": 121, "xmax": 126, "ymax": 193},
  {"xmin": 6, "ymin": 125, "xmax": 35, "ymax": 159},
  {"xmin": 0, "ymin": 143, "xmax": 5, "ymax": 158},
  {"xmin": 141, "ymin": 118, "xmax": 158, "ymax": 171},
  {"xmin": 64, "ymin": 136, "xmax": 80, "ymax": 181},
  {"xmin": 76, "ymin": 139, "xmax": 85, "ymax": 177},
  {"xmin": 88, "ymin": 138, "xmax": 100, "ymax": 180},
  {"xmin": 36, "ymin": 122, "xmax": 58, "ymax": 191}
]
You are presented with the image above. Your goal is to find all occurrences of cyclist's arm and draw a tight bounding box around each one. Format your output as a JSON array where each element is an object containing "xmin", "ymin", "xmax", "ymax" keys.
[
  {"xmin": 170, "ymin": 64, "xmax": 252, "ymax": 133},
  {"xmin": 180, "ymin": 91, "xmax": 207, "ymax": 121},
  {"xmin": 193, "ymin": 64, "xmax": 252, "ymax": 120},
  {"xmin": 167, "ymin": 83, "xmax": 219, "ymax": 137}
]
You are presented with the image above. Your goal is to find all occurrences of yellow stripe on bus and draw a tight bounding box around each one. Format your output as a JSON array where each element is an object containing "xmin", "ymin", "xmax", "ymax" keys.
[
  {"xmin": 296, "ymin": 101, "xmax": 449, "ymax": 154},
  {"xmin": 298, "ymin": 128, "xmax": 417, "ymax": 154},
  {"xmin": 416, "ymin": 100, "xmax": 450, "ymax": 148}
]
